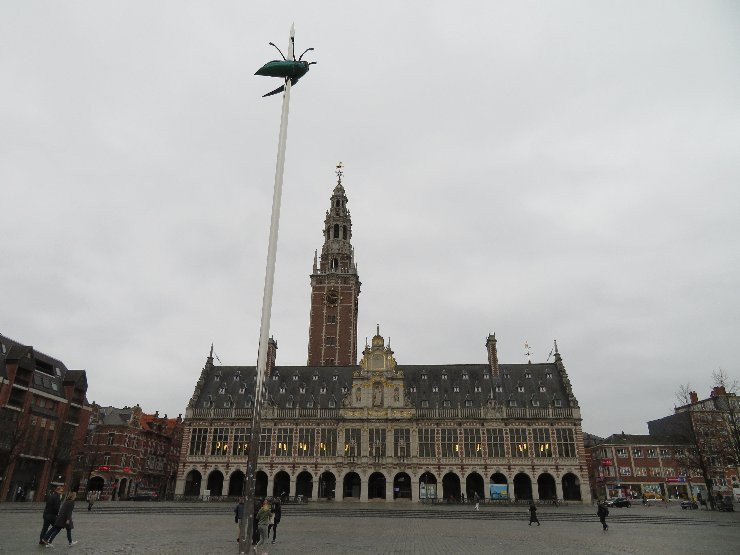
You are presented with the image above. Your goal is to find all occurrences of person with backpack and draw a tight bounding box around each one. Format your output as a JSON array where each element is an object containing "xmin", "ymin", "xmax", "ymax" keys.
[{"xmin": 597, "ymin": 502, "xmax": 609, "ymax": 531}]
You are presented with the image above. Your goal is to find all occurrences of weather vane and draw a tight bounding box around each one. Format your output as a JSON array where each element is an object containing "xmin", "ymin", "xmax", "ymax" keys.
[
  {"xmin": 524, "ymin": 341, "xmax": 532, "ymax": 362},
  {"xmin": 336, "ymin": 162, "xmax": 343, "ymax": 183},
  {"xmin": 255, "ymin": 35, "xmax": 316, "ymax": 97}
]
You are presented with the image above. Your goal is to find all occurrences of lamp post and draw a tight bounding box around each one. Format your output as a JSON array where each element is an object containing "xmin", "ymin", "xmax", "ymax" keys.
[{"xmin": 238, "ymin": 24, "xmax": 314, "ymax": 554}]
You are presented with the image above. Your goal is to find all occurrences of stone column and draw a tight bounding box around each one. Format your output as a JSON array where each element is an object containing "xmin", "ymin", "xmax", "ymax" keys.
[
  {"xmin": 174, "ymin": 477, "xmax": 185, "ymax": 495},
  {"xmin": 267, "ymin": 475, "xmax": 274, "ymax": 498},
  {"xmin": 289, "ymin": 477, "xmax": 296, "ymax": 497},
  {"xmin": 386, "ymin": 473, "xmax": 394, "ymax": 501},
  {"xmin": 532, "ymin": 473, "xmax": 540, "ymax": 501},
  {"xmin": 360, "ymin": 475, "xmax": 368, "ymax": 501},
  {"xmin": 555, "ymin": 479, "xmax": 564, "ymax": 502},
  {"xmin": 337, "ymin": 472, "xmax": 344, "ymax": 500},
  {"xmin": 411, "ymin": 477, "xmax": 419, "ymax": 502}
]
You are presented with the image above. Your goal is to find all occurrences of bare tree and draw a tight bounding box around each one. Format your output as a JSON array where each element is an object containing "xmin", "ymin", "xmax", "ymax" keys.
[
  {"xmin": 711, "ymin": 369, "xmax": 740, "ymax": 473},
  {"xmin": 0, "ymin": 408, "xmax": 29, "ymax": 499}
]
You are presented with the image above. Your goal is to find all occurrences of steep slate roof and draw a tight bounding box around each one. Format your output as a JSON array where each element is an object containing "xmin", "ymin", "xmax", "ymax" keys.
[
  {"xmin": 597, "ymin": 433, "xmax": 688, "ymax": 446},
  {"xmin": 0, "ymin": 332, "xmax": 74, "ymax": 400},
  {"xmin": 190, "ymin": 361, "xmax": 571, "ymax": 410},
  {"xmin": 98, "ymin": 406, "xmax": 135, "ymax": 426}
]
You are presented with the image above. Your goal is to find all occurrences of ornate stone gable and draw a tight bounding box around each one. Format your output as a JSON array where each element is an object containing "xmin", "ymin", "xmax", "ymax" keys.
[{"xmin": 350, "ymin": 327, "xmax": 409, "ymax": 409}]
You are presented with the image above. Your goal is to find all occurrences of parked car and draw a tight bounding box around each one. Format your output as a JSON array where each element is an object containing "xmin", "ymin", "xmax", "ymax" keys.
[
  {"xmin": 606, "ymin": 497, "xmax": 631, "ymax": 508},
  {"xmin": 131, "ymin": 491, "xmax": 159, "ymax": 501},
  {"xmin": 680, "ymin": 500, "xmax": 698, "ymax": 510}
]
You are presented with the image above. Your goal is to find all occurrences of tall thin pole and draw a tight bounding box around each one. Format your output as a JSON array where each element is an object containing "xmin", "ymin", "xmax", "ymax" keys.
[{"xmin": 239, "ymin": 24, "xmax": 295, "ymax": 554}]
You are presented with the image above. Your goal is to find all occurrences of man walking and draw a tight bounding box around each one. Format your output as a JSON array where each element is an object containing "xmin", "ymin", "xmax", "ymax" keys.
[
  {"xmin": 234, "ymin": 497, "xmax": 244, "ymax": 543},
  {"xmin": 473, "ymin": 492, "xmax": 480, "ymax": 511},
  {"xmin": 39, "ymin": 486, "xmax": 63, "ymax": 545},
  {"xmin": 269, "ymin": 499, "xmax": 282, "ymax": 544},
  {"xmin": 86, "ymin": 490, "xmax": 97, "ymax": 511},
  {"xmin": 528, "ymin": 502, "xmax": 540, "ymax": 526},
  {"xmin": 597, "ymin": 502, "xmax": 609, "ymax": 531}
]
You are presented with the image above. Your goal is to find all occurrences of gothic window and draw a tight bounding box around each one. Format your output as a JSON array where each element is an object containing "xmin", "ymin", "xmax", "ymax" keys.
[
  {"xmin": 533, "ymin": 428, "xmax": 552, "ymax": 457},
  {"xmin": 233, "ymin": 428, "xmax": 249, "ymax": 456},
  {"xmin": 441, "ymin": 428, "xmax": 458, "ymax": 458},
  {"xmin": 556, "ymin": 428, "xmax": 576, "ymax": 457},
  {"xmin": 259, "ymin": 427, "xmax": 272, "ymax": 456},
  {"xmin": 107, "ymin": 433, "xmax": 114, "ymax": 445},
  {"xmin": 319, "ymin": 428, "xmax": 337, "ymax": 456},
  {"xmin": 417, "ymin": 428, "xmax": 436, "ymax": 457},
  {"xmin": 464, "ymin": 428, "xmax": 483, "ymax": 457},
  {"xmin": 210, "ymin": 427, "xmax": 229, "ymax": 456},
  {"xmin": 394, "ymin": 428, "xmax": 410, "ymax": 458},
  {"xmin": 344, "ymin": 428, "xmax": 361, "ymax": 456},
  {"xmin": 369, "ymin": 428, "xmax": 386, "ymax": 457},
  {"xmin": 189, "ymin": 428, "xmax": 208, "ymax": 456},
  {"xmin": 297, "ymin": 428, "xmax": 314, "ymax": 457},
  {"xmin": 335, "ymin": 199, "xmax": 340, "ymax": 208},
  {"xmin": 510, "ymin": 428, "xmax": 529, "ymax": 458},
  {"xmin": 486, "ymin": 428, "xmax": 505, "ymax": 457},
  {"xmin": 342, "ymin": 225, "xmax": 347, "ymax": 239},
  {"xmin": 333, "ymin": 223, "xmax": 339, "ymax": 238},
  {"xmin": 276, "ymin": 427, "xmax": 292, "ymax": 456}
]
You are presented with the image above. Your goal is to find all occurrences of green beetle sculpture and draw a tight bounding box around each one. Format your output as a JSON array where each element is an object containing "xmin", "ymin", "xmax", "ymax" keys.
[{"xmin": 255, "ymin": 39, "xmax": 316, "ymax": 97}]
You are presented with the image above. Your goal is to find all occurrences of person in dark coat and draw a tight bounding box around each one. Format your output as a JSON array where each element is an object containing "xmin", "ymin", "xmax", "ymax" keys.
[
  {"xmin": 528, "ymin": 502, "xmax": 540, "ymax": 526},
  {"xmin": 597, "ymin": 502, "xmax": 609, "ymax": 531},
  {"xmin": 269, "ymin": 499, "xmax": 282, "ymax": 543},
  {"xmin": 234, "ymin": 498, "xmax": 245, "ymax": 543},
  {"xmin": 42, "ymin": 492, "xmax": 78, "ymax": 547},
  {"xmin": 39, "ymin": 486, "xmax": 63, "ymax": 545}
]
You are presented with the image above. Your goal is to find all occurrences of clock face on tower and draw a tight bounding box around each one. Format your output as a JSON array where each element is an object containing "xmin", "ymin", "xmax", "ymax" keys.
[{"xmin": 326, "ymin": 292, "xmax": 339, "ymax": 306}]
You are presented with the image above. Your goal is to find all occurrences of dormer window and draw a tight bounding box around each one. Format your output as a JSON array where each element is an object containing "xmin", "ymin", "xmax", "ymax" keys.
[
  {"xmin": 299, "ymin": 382, "xmax": 306, "ymax": 394},
  {"xmin": 218, "ymin": 386, "xmax": 225, "ymax": 395},
  {"xmin": 280, "ymin": 383, "xmax": 286, "ymax": 394},
  {"xmin": 546, "ymin": 372, "xmax": 553, "ymax": 379},
  {"xmin": 495, "ymin": 385, "xmax": 503, "ymax": 392},
  {"xmin": 239, "ymin": 385, "xmax": 246, "ymax": 394},
  {"xmin": 246, "ymin": 396, "xmax": 253, "ymax": 408},
  {"xmin": 206, "ymin": 395, "xmax": 213, "ymax": 408},
  {"xmin": 554, "ymin": 398, "xmax": 562, "ymax": 407},
  {"xmin": 465, "ymin": 399, "xmax": 473, "ymax": 407},
  {"xmin": 503, "ymin": 372, "xmax": 510, "ymax": 379},
  {"xmin": 508, "ymin": 399, "xmax": 517, "ymax": 407},
  {"xmin": 539, "ymin": 386, "xmax": 546, "ymax": 393},
  {"xmin": 312, "ymin": 373, "xmax": 319, "ymax": 381},
  {"xmin": 286, "ymin": 396, "xmax": 294, "ymax": 408},
  {"xmin": 341, "ymin": 385, "xmax": 348, "ymax": 393},
  {"xmin": 443, "ymin": 399, "xmax": 451, "ymax": 407},
  {"xmin": 332, "ymin": 374, "xmax": 338, "ymax": 381},
  {"xmin": 214, "ymin": 373, "xmax": 220, "ymax": 382},
  {"xmin": 442, "ymin": 372, "xmax": 447, "ymax": 380},
  {"xmin": 517, "ymin": 385, "xmax": 524, "ymax": 393},
  {"xmin": 524, "ymin": 371, "xmax": 531, "ymax": 379},
  {"xmin": 272, "ymin": 373, "xmax": 279, "ymax": 381},
  {"xmin": 474, "ymin": 384, "xmax": 482, "ymax": 393},
  {"xmin": 225, "ymin": 396, "xmax": 233, "ymax": 408},
  {"xmin": 320, "ymin": 383, "xmax": 327, "ymax": 394},
  {"xmin": 307, "ymin": 397, "xmax": 314, "ymax": 408},
  {"xmin": 421, "ymin": 399, "xmax": 429, "ymax": 407},
  {"xmin": 410, "ymin": 386, "xmax": 416, "ymax": 393},
  {"xmin": 421, "ymin": 372, "xmax": 427, "ymax": 380},
  {"xmin": 328, "ymin": 397, "xmax": 336, "ymax": 408},
  {"xmin": 234, "ymin": 373, "xmax": 240, "ymax": 381},
  {"xmin": 453, "ymin": 385, "xmax": 459, "ymax": 392},
  {"xmin": 531, "ymin": 398, "xmax": 540, "ymax": 407},
  {"xmin": 462, "ymin": 371, "xmax": 469, "ymax": 380},
  {"xmin": 483, "ymin": 372, "xmax": 490, "ymax": 380},
  {"xmin": 432, "ymin": 385, "xmax": 439, "ymax": 393},
  {"xmin": 293, "ymin": 374, "xmax": 298, "ymax": 381}
]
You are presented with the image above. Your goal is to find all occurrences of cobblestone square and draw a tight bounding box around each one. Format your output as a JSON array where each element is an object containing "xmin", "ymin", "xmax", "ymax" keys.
[{"xmin": 0, "ymin": 502, "xmax": 738, "ymax": 554}]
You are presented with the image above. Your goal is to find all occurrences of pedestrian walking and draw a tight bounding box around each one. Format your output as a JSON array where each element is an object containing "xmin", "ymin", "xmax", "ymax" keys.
[
  {"xmin": 474, "ymin": 492, "xmax": 480, "ymax": 511},
  {"xmin": 269, "ymin": 499, "xmax": 282, "ymax": 543},
  {"xmin": 256, "ymin": 498, "xmax": 271, "ymax": 547},
  {"xmin": 528, "ymin": 502, "xmax": 540, "ymax": 526},
  {"xmin": 42, "ymin": 491, "xmax": 78, "ymax": 547},
  {"xmin": 86, "ymin": 490, "xmax": 96, "ymax": 512},
  {"xmin": 597, "ymin": 502, "xmax": 609, "ymax": 531},
  {"xmin": 39, "ymin": 485, "xmax": 63, "ymax": 545},
  {"xmin": 234, "ymin": 497, "xmax": 245, "ymax": 543}
]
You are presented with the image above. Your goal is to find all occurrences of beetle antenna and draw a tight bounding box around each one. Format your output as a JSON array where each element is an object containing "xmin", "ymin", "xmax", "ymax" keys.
[
  {"xmin": 308, "ymin": 62, "xmax": 317, "ymax": 66},
  {"xmin": 298, "ymin": 47, "xmax": 314, "ymax": 61},
  {"xmin": 268, "ymin": 42, "xmax": 286, "ymax": 61}
]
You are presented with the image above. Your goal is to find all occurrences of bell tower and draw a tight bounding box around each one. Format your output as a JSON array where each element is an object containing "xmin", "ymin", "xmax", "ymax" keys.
[{"xmin": 307, "ymin": 164, "xmax": 361, "ymax": 366}]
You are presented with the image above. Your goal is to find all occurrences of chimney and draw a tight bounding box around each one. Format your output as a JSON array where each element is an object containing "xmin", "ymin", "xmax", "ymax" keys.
[
  {"xmin": 689, "ymin": 391, "xmax": 698, "ymax": 404},
  {"xmin": 711, "ymin": 386, "xmax": 726, "ymax": 398},
  {"xmin": 485, "ymin": 334, "xmax": 499, "ymax": 377}
]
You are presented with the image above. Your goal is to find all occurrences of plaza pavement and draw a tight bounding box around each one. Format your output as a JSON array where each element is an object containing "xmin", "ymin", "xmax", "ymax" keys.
[{"xmin": 0, "ymin": 501, "xmax": 737, "ymax": 554}]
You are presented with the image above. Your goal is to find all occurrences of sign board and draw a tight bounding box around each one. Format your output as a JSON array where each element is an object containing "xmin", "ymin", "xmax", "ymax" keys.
[
  {"xmin": 489, "ymin": 484, "xmax": 509, "ymax": 499},
  {"xmin": 601, "ymin": 459, "xmax": 613, "ymax": 466},
  {"xmin": 666, "ymin": 477, "xmax": 686, "ymax": 483}
]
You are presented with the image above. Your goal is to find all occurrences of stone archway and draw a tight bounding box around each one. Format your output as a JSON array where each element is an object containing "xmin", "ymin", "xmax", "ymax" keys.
[
  {"xmin": 393, "ymin": 472, "xmax": 412, "ymax": 499},
  {"xmin": 419, "ymin": 471, "xmax": 437, "ymax": 501},
  {"xmin": 368, "ymin": 472, "xmax": 386, "ymax": 500},
  {"xmin": 442, "ymin": 472, "xmax": 461, "ymax": 502},
  {"xmin": 319, "ymin": 471, "xmax": 336, "ymax": 499},
  {"xmin": 466, "ymin": 472, "xmax": 485, "ymax": 501},
  {"xmin": 537, "ymin": 473, "xmax": 557, "ymax": 500},
  {"xmin": 562, "ymin": 473, "xmax": 582, "ymax": 501},
  {"xmin": 273, "ymin": 471, "xmax": 290, "ymax": 499},
  {"xmin": 296, "ymin": 471, "xmax": 314, "ymax": 498},
  {"xmin": 255, "ymin": 471, "xmax": 268, "ymax": 498},
  {"xmin": 207, "ymin": 470, "xmax": 224, "ymax": 497},
  {"xmin": 490, "ymin": 472, "xmax": 509, "ymax": 499},
  {"xmin": 228, "ymin": 470, "xmax": 245, "ymax": 497},
  {"xmin": 184, "ymin": 470, "xmax": 201, "ymax": 496},
  {"xmin": 117, "ymin": 478, "xmax": 128, "ymax": 499},
  {"xmin": 513, "ymin": 473, "xmax": 533, "ymax": 500},
  {"xmin": 343, "ymin": 472, "xmax": 361, "ymax": 499},
  {"xmin": 87, "ymin": 476, "xmax": 105, "ymax": 492}
]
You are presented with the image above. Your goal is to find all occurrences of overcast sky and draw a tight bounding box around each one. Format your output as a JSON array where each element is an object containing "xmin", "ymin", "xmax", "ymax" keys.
[{"xmin": 1, "ymin": 1, "xmax": 738, "ymax": 436}]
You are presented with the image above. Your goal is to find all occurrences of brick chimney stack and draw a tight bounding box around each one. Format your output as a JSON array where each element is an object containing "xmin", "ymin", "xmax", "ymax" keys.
[
  {"xmin": 485, "ymin": 334, "xmax": 499, "ymax": 377},
  {"xmin": 689, "ymin": 391, "xmax": 699, "ymax": 404}
]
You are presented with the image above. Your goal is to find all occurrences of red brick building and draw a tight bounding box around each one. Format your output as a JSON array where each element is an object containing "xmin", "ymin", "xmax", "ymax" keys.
[
  {"xmin": 586, "ymin": 433, "xmax": 705, "ymax": 501},
  {"xmin": 0, "ymin": 333, "xmax": 91, "ymax": 501},
  {"xmin": 75, "ymin": 404, "xmax": 183, "ymax": 500}
]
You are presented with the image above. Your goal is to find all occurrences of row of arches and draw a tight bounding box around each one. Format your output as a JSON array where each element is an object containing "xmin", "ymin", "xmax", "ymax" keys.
[{"xmin": 183, "ymin": 468, "xmax": 581, "ymax": 501}]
